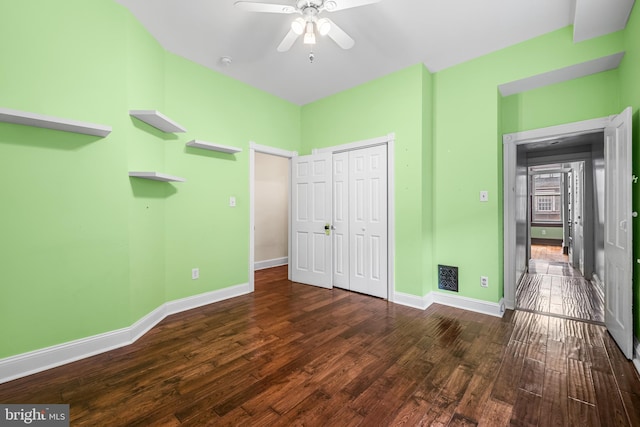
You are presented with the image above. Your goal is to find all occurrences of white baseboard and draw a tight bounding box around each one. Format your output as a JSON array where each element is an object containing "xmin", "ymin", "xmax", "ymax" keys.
[
  {"xmin": 634, "ymin": 338, "xmax": 640, "ymax": 377},
  {"xmin": 393, "ymin": 291, "xmax": 433, "ymax": 310},
  {"xmin": 432, "ymin": 292, "xmax": 505, "ymax": 317},
  {"xmin": 393, "ymin": 291, "xmax": 505, "ymax": 318},
  {"xmin": 254, "ymin": 257, "xmax": 288, "ymax": 271},
  {"xmin": 0, "ymin": 282, "xmax": 251, "ymax": 385}
]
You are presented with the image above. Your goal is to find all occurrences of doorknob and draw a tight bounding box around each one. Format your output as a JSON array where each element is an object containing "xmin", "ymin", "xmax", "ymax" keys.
[{"xmin": 324, "ymin": 224, "xmax": 332, "ymax": 236}]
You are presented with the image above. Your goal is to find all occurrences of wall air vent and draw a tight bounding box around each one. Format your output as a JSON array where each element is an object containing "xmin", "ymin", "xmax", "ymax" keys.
[{"xmin": 438, "ymin": 265, "xmax": 458, "ymax": 292}]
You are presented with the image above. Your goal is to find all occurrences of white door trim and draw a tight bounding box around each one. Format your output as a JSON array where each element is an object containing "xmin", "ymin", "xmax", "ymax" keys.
[
  {"xmin": 503, "ymin": 119, "xmax": 609, "ymax": 310},
  {"xmin": 249, "ymin": 142, "xmax": 297, "ymax": 290},
  {"xmin": 313, "ymin": 133, "xmax": 396, "ymax": 302}
]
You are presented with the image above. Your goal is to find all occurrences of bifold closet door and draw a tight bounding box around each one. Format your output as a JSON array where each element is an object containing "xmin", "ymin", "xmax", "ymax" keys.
[
  {"xmin": 346, "ymin": 145, "xmax": 388, "ymax": 298},
  {"xmin": 333, "ymin": 145, "xmax": 388, "ymax": 298},
  {"xmin": 333, "ymin": 152, "xmax": 350, "ymax": 289}
]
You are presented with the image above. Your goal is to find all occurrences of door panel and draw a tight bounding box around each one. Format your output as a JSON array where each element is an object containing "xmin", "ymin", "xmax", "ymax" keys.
[
  {"xmin": 604, "ymin": 107, "xmax": 633, "ymax": 359},
  {"xmin": 349, "ymin": 145, "xmax": 388, "ymax": 298},
  {"xmin": 333, "ymin": 152, "xmax": 349, "ymax": 289},
  {"xmin": 291, "ymin": 153, "xmax": 333, "ymax": 288}
]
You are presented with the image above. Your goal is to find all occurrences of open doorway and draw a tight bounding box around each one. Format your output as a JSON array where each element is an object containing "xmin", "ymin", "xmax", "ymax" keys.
[
  {"xmin": 504, "ymin": 108, "xmax": 634, "ymax": 358},
  {"xmin": 249, "ymin": 143, "xmax": 297, "ymax": 291},
  {"xmin": 254, "ymin": 152, "xmax": 290, "ymax": 271},
  {"xmin": 517, "ymin": 160, "xmax": 604, "ymax": 323}
]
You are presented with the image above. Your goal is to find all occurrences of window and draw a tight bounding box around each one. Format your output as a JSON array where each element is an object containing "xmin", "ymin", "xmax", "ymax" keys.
[
  {"xmin": 531, "ymin": 173, "xmax": 562, "ymax": 224},
  {"xmin": 537, "ymin": 196, "xmax": 553, "ymax": 212}
]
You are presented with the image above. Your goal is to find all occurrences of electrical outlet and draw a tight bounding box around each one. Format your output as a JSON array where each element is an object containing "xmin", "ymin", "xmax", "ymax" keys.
[
  {"xmin": 192, "ymin": 268, "xmax": 199, "ymax": 280},
  {"xmin": 480, "ymin": 276, "xmax": 488, "ymax": 288}
]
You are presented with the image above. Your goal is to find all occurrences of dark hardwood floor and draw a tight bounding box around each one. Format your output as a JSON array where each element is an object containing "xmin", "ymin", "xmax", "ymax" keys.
[
  {"xmin": 1, "ymin": 265, "xmax": 639, "ymax": 426},
  {"xmin": 519, "ymin": 245, "xmax": 604, "ymax": 323}
]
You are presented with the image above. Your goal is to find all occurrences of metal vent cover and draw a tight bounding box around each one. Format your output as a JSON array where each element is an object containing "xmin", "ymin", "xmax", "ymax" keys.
[{"xmin": 438, "ymin": 265, "xmax": 458, "ymax": 292}]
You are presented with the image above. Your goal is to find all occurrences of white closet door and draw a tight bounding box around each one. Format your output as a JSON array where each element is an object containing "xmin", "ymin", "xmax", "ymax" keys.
[
  {"xmin": 333, "ymin": 152, "xmax": 350, "ymax": 289},
  {"xmin": 349, "ymin": 145, "xmax": 388, "ymax": 298},
  {"xmin": 291, "ymin": 153, "xmax": 333, "ymax": 288}
]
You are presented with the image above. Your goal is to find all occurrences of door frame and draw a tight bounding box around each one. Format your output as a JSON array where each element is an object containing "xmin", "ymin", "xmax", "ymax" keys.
[
  {"xmin": 249, "ymin": 133, "xmax": 396, "ymax": 302},
  {"xmin": 249, "ymin": 142, "xmax": 298, "ymax": 291},
  {"xmin": 312, "ymin": 133, "xmax": 396, "ymax": 301},
  {"xmin": 503, "ymin": 116, "xmax": 610, "ymax": 309},
  {"xmin": 527, "ymin": 167, "xmax": 571, "ymax": 263}
]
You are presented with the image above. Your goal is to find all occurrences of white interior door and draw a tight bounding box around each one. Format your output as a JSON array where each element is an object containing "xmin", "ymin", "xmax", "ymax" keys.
[
  {"xmin": 333, "ymin": 152, "xmax": 349, "ymax": 289},
  {"xmin": 291, "ymin": 153, "xmax": 333, "ymax": 288},
  {"xmin": 349, "ymin": 145, "xmax": 388, "ymax": 298},
  {"xmin": 604, "ymin": 107, "xmax": 633, "ymax": 359}
]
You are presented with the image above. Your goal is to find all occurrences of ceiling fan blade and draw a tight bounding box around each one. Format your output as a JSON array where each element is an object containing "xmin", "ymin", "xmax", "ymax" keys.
[
  {"xmin": 325, "ymin": 19, "xmax": 355, "ymax": 49},
  {"xmin": 326, "ymin": 0, "xmax": 381, "ymax": 12},
  {"xmin": 277, "ymin": 29, "xmax": 301, "ymax": 52},
  {"xmin": 234, "ymin": 1, "xmax": 296, "ymax": 14}
]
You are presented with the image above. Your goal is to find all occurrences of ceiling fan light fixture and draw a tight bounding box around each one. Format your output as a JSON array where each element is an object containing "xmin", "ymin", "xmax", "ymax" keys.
[
  {"xmin": 303, "ymin": 22, "xmax": 316, "ymax": 44},
  {"xmin": 317, "ymin": 18, "xmax": 331, "ymax": 36},
  {"xmin": 291, "ymin": 17, "xmax": 306, "ymax": 35}
]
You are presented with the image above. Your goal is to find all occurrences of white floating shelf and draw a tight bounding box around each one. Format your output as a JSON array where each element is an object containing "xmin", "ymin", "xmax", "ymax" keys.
[
  {"xmin": 128, "ymin": 172, "xmax": 186, "ymax": 182},
  {"xmin": 186, "ymin": 140, "xmax": 242, "ymax": 154},
  {"xmin": 0, "ymin": 107, "xmax": 111, "ymax": 137},
  {"xmin": 129, "ymin": 110, "xmax": 186, "ymax": 133}
]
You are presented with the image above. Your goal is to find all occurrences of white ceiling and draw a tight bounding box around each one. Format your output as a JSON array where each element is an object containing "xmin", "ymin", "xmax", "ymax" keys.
[{"xmin": 114, "ymin": 0, "xmax": 635, "ymax": 105}]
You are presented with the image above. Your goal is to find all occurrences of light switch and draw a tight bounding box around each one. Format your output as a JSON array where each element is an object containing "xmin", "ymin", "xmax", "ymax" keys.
[
  {"xmin": 480, "ymin": 191, "xmax": 489, "ymax": 202},
  {"xmin": 229, "ymin": 196, "xmax": 236, "ymax": 207}
]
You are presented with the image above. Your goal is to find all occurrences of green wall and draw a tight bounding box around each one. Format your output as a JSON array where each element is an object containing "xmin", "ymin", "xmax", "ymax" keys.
[
  {"xmin": 422, "ymin": 67, "xmax": 435, "ymax": 297},
  {"xmin": 501, "ymin": 69, "xmax": 621, "ymax": 134},
  {"xmin": 0, "ymin": 0, "xmax": 132, "ymax": 358},
  {"xmin": 619, "ymin": 3, "xmax": 640, "ymax": 340},
  {"xmin": 300, "ymin": 64, "xmax": 429, "ymax": 296},
  {"xmin": 0, "ymin": 0, "xmax": 300, "ymax": 359},
  {"xmin": 432, "ymin": 27, "xmax": 623, "ymax": 304},
  {"xmin": 2, "ymin": 0, "xmax": 639, "ymax": 362},
  {"xmin": 531, "ymin": 227, "xmax": 564, "ymax": 240}
]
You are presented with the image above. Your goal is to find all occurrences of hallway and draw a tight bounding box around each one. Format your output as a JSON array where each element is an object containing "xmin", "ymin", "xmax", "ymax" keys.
[{"xmin": 517, "ymin": 245, "xmax": 604, "ymax": 323}]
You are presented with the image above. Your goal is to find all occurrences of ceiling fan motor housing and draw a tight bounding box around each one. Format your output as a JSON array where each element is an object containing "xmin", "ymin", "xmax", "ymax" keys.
[{"xmin": 296, "ymin": 0, "xmax": 325, "ymax": 10}]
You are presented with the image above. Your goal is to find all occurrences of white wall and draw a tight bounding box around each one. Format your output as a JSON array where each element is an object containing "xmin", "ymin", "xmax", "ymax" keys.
[{"xmin": 255, "ymin": 152, "xmax": 289, "ymax": 265}]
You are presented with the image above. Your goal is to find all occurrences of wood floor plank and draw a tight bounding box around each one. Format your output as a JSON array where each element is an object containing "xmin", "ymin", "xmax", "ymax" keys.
[
  {"xmin": 567, "ymin": 399, "xmax": 600, "ymax": 427},
  {"xmin": 456, "ymin": 373, "xmax": 495, "ymax": 423},
  {"xmin": 519, "ymin": 358, "xmax": 545, "ymax": 396},
  {"xmin": 591, "ymin": 369, "xmax": 630, "ymax": 427},
  {"xmin": 478, "ymin": 398, "xmax": 513, "ymax": 427},
  {"xmin": 388, "ymin": 395, "xmax": 434, "ymax": 426},
  {"xmin": 510, "ymin": 389, "xmax": 542, "ymax": 427},
  {"xmin": 567, "ymin": 358, "xmax": 596, "ymax": 404},
  {"xmin": 538, "ymin": 369, "xmax": 568, "ymax": 427},
  {"xmin": 0, "ymin": 266, "xmax": 638, "ymax": 426},
  {"xmin": 491, "ymin": 340, "xmax": 528, "ymax": 404}
]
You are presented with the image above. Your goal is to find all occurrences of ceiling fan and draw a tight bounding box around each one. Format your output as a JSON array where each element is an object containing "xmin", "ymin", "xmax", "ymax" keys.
[{"xmin": 234, "ymin": 0, "xmax": 381, "ymax": 52}]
